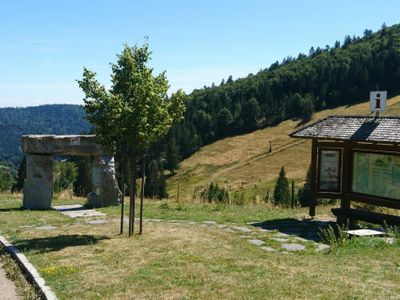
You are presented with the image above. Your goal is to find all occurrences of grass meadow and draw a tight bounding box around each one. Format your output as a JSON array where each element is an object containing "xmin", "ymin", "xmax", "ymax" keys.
[{"xmin": 0, "ymin": 194, "xmax": 399, "ymax": 299}]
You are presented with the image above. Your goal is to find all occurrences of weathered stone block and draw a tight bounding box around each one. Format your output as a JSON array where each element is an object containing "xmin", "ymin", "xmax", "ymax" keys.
[
  {"xmin": 23, "ymin": 154, "xmax": 53, "ymax": 209},
  {"xmin": 90, "ymin": 156, "xmax": 121, "ymax": 207}
]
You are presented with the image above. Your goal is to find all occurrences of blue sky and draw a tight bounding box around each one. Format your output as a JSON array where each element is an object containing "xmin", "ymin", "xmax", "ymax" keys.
[{"xmin": 1, "ymin": 0, "xmax": 400, "ymax": 107}]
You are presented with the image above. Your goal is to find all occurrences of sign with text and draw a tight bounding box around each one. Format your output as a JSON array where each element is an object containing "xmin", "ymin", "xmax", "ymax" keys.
[
  {"xmin": 370, "ymin": 91, "xmax": 387, "ymax": 112},
  {"xmin": 352, "ymin": 151, "xmax": 400, "ymax": 201},
  {"xmin": 318, "ymin": 149, "xmax": 341, "ymax": 192}
]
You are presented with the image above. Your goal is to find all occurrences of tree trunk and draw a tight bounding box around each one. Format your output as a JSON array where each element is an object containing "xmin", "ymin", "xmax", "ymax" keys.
[
  {"xmin": 139, "ymin": 157, "xmax": 145, "ymax": 235},
  {"xmin": 120, "ymin": 157, "xmax": 126, "ymax": 235},
  {"xmin": 129, "ymin": 157, "xmax": 136, "ymax": 236}
]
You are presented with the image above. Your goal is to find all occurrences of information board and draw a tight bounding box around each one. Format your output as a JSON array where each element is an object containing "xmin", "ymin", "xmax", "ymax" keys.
[
  {"xmin": 352, "ymin": 152, "xmax": 400, "ymax": 200},
  {"xmin": 319, "ymin": 149, "xmax": 341, "ymax": 192}
]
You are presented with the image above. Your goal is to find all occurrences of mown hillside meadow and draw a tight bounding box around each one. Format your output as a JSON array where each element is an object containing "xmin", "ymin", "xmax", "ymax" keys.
[{"xmin": 167, "ymin": 95, "xmax": 400, "ymax": 201}]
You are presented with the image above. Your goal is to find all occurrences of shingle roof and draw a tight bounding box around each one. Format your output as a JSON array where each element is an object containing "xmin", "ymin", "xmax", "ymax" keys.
[{"xmin": 290, "ymin": 115, "xmax": 400, "ymax": 143}]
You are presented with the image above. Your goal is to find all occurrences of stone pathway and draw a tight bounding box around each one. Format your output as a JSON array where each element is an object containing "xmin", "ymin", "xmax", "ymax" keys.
[
  {"xmin": 145, "ymin": 218, "xmax": 332, "ymax": 253},
  {"xmin": 50, "ymin": 204, "xmax": 332, "ymax": 253},
  {"xmin": 0, "ymin": 263, "xmax": 20, "ymax": 300}
]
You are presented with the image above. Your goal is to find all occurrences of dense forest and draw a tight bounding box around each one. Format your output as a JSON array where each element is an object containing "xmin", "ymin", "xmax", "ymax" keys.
[
  {"xmin": 160, "ymin": 23, "xmax": 400, "ymax": 172},
  {"xmin": 0, "ymin": 104, "xmax": 91, "ymax": 166}
]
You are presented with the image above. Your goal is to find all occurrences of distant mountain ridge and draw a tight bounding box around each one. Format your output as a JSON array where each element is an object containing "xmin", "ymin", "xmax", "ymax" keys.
[{"xmin": 0, "ymin": 104, "xmax": 91, "ymax": 165}]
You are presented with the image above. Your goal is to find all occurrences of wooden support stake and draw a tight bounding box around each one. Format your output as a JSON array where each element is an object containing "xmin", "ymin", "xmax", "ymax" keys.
[
  {"xmin": 309, "ymin": 138, "xmax": 318, "ymax": 217},
  {"xmin": 120, "ymin": 159, "xmax": 126, "ymax": 235},
  {"xmin": 139, "ymin": 157, "xmax": 145, "ymax": 235},
  {"xmin": 129, "ymin": 158, "xmax": 136, "ymax": 237}
]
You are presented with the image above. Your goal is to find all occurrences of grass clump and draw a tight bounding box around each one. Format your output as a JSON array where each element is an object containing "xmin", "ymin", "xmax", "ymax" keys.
[{"xmin": 318, "ymin": 224, "xmax": 348, "ymax": 250}]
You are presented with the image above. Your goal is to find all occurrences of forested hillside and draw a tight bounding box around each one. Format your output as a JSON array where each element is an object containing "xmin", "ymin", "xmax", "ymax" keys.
[
  {"xmin": 0, "ymin": 104, "xmax": 91, "ymax": 165},
  {"xmin": 163, "ymin": 24, "xmax": 400, "ymax": 169}
]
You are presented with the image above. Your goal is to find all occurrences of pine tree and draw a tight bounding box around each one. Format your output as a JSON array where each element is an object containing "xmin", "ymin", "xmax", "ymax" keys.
[
  {"xmin": 273, "ymin": 167, "xmax": 290, "ymax": 207},
  {"xmin": 298, "ymin": 165, "xmax": 312, "ymax": 207}
]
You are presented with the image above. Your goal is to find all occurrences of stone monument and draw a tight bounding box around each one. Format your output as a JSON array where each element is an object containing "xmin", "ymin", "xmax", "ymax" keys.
[{"xmin": 22, "ymin": 135, "xmax": 121, "ymax": 209}]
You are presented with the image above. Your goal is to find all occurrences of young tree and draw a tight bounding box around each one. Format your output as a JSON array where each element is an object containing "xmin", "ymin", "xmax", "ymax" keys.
[
  {"xmin": 273, "ymin": 167, "xmax": 290, "ymax": 207},
  {"xmin": 77, "ymin": 42, "xmax": 185, "ymax": 236}
]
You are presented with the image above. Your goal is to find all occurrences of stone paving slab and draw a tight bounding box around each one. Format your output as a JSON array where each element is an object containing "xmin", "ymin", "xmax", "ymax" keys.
[
  {"xmin": 85, "ymin": 220, "xmax": 108, "ymax": 225},
  {"xmin": 53, "ymin": 204, "xmax": 106, "ymax": 218},
  {"xmin": 282, "ymin": 243, "xmax": 306, "ymax": 251},
  {"xmin": 248, "ymin": 239, "xmax": 265, "ymax": 246},
  {"xmin": 203, "ymin": 221, "xmax": 217, "ymax": 225},
  {"xmin": 232, "ymin": 226, "xmax": 252, "ymax": 233}
]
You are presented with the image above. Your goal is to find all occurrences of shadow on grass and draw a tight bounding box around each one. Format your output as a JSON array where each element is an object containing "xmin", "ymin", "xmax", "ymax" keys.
[
  {"xmin": 13, "ymin": 234, "xmax": 109, "ymax": 253},
  {"xmin": 251, "ymin": 218, "xmax": 336, "ymax": 242},
  {"xmin": 0, "ymin": 207, "xmax": 24, "ymax": 212}
]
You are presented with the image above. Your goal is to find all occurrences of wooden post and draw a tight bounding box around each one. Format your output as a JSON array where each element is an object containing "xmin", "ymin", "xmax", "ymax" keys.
[
  {"xmin": 129, "ymin": 158, "xmax": 136, "ymax": 237},
  {"xmin": 291, "ymin": 180, "xmax": 295, "ymax": 209},
  {"xmin": 309, "ymin": 138, "xmax": 318, "ymax": 217},
  {"xmin": 120, "ymin": 158, "xmax": 126, "ymax": 235},
  {"xmin": 340, "ymin": 141, "xmax": 351, "ymax": 228},
  {"xmin": 139, "ymin": 157, "xmax": 145, "ymax": 235}
]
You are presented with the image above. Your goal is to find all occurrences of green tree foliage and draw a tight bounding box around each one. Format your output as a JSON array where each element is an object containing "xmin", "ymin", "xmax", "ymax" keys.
[
  {"xmin": 164, "ymin": 137, "xmax": 181, "ymax": 174},
  {"xmin": 12, "ymin": 155, "xmax": 26, "ymax": 192},
  {"xmin": 0, "ymin": 163, "xmax": 15, "ymax": 192},
  {"xmin": 144, "ymin": 159, "xmax": 168, "ymax": 199},
  {"xmin": 273, "ymin": 167, "xmax": 290, "ymax": 206},
  {"xmin": 298, "ymin": 165, "xmax": 312, "ymax": 207},
  {"xmin": 200, "ymin": 182, "xmax": 229, "ymax": 203},
  {"xmin": 53, "ymin": 160, "xmax": 78, "ymax": 193},
  {"xmin": 78, "ymin": 42, "xmax": 185, "ymax": 210}
]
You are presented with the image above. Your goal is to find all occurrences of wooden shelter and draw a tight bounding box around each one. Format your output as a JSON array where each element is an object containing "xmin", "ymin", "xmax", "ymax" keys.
[{"xmin": 290, "ymin": 115, "xmax": 400, "ymax": 226}]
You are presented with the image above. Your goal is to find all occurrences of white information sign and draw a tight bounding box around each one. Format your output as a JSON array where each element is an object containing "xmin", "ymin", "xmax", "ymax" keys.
[
  {"xmin": 319, "ymin": 149, "xmax": 341, "ymax": 191},
  {"xmin": 370, "ymin": 91, "xmax": 387, "ymax": 112}
]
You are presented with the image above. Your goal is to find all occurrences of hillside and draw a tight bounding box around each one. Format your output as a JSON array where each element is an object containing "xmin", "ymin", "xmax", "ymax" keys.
[
  {"xmin": 0, "ymin": 104, "xmax": 91, "ymax": 165},
  {"xmin": 163, "ymin": 23, "xmax": 400, "ymax": 172},
  {"xmin": 167, "ymin": 95, "xmax": 400, "ymax": 200}
]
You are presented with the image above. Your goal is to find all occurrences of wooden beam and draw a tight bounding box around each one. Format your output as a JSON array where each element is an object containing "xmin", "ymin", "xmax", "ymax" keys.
[{"xmin": 309, "ymin": 138, "xmax": 318, "ymax": 217}]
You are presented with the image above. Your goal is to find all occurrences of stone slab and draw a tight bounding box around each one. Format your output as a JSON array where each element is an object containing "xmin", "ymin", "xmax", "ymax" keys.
[
  {"xmin": 53, "ymin": 205, "xmax": 106, "ymax": 218},
  {"xmin": 233, "ymin": 226, "xmax": 252, "ymax": 233},
  {"xmin": 316, "ymin": 244, "xmax": 330, "ymax": 252},
  {"xmin": 22, "ymin": 134, "xmax": 105, "ymax": 156},
  {"xmin": 23, "ymin": 154, "xmax": 53, "ymax": 210},
  {"xmin": 203, "ymin": 221, "xmax": 216, "ymax": 225},
  {"xmin": 85, "ymin": 220, "xmax": 108, "ymax": 225},
  {"xmin": 282, "ymin": 243, "xmax": 306, "ymax": 251},
  {"xmin": 248, "ymin": 239, "xmax": 265, "ymax": 246},
  {"xmin": 345, "ymin": 229, "xmax": 385, "ymax": 237}
]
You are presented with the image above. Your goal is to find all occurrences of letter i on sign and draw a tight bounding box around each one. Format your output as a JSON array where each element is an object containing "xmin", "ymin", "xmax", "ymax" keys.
[{"xmin": 370, "ymin": 91, "xmax": 387, "ymax": 112}]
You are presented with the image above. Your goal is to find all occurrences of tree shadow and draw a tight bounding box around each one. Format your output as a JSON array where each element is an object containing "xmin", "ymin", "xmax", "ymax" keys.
[
  {"xmin": 251, "ymin": 218, "xmax": 335, "ymax": 242},
  {"xmin": 13, "ymin": 234, "xmax": 109, "ymax": 253}
]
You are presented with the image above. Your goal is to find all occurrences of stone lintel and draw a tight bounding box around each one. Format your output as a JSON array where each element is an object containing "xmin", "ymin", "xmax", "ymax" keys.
[{"xmin": 22, "ymin": 135, "xmax": 110, "ymax": 156}]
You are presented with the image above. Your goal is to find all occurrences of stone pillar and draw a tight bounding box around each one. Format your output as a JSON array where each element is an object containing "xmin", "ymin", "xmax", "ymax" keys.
[
  {"xmin": 23, "ymin": 154, "xmax": 53, "ymax": 209},
  {"xmin": 90, "ymin": 156, "xmax": 121, "ymax": 207}
]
